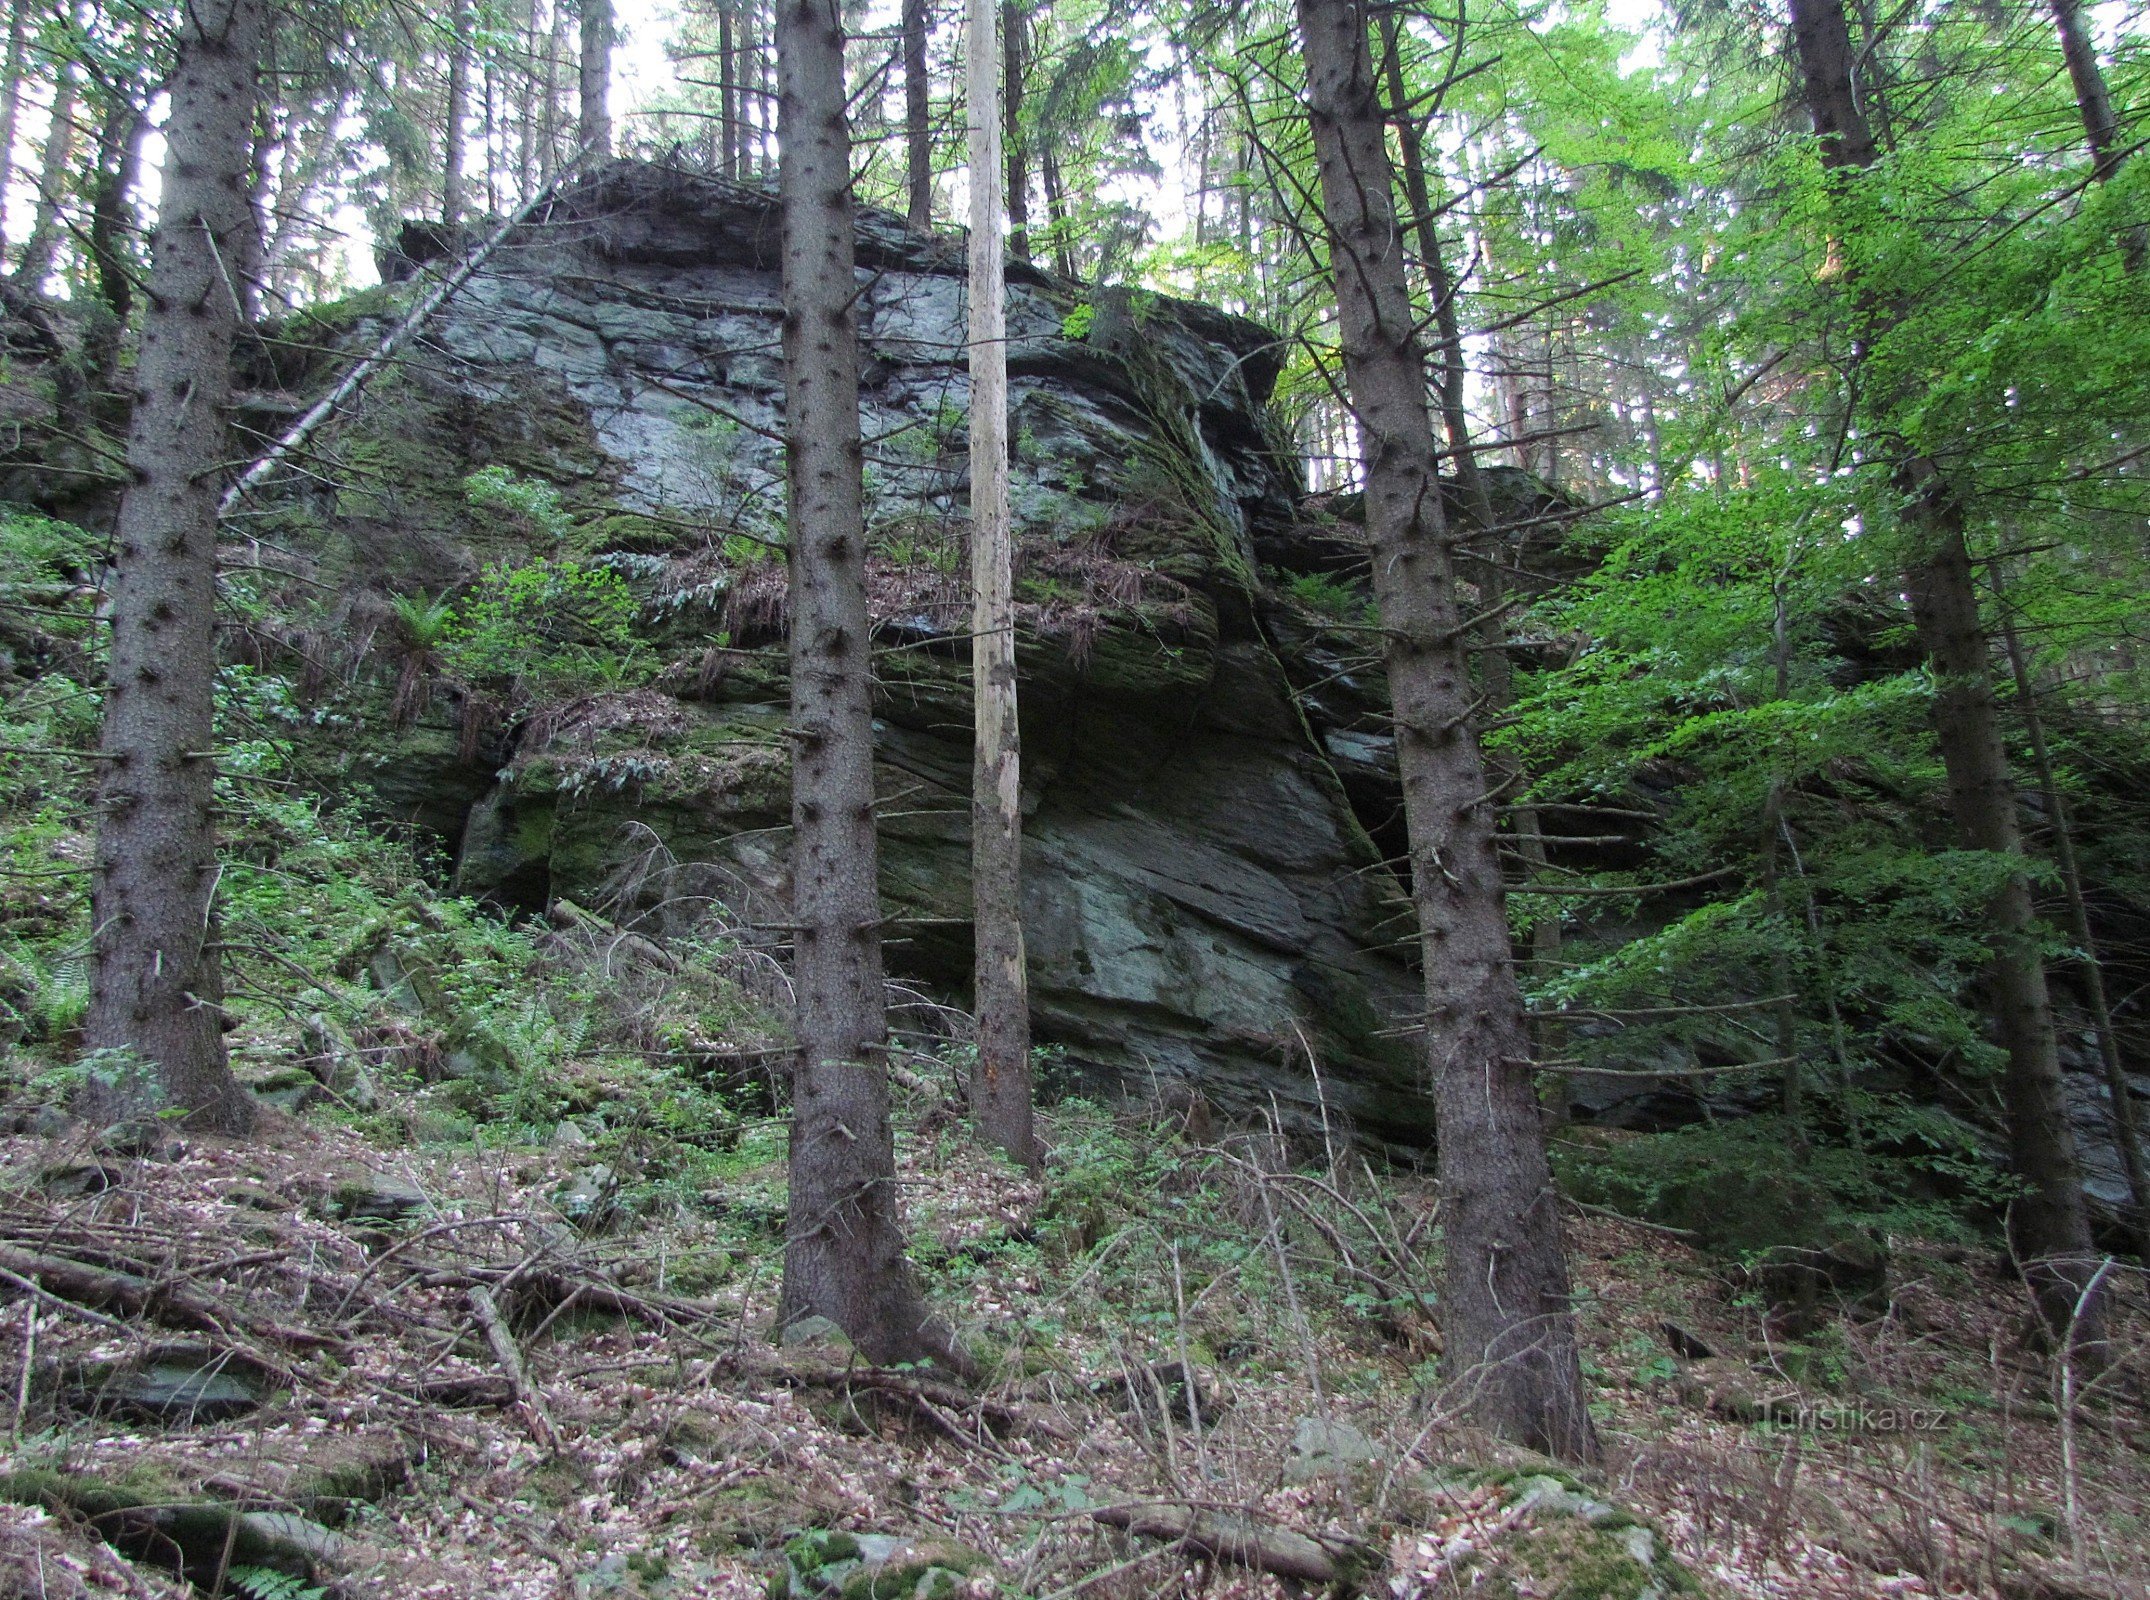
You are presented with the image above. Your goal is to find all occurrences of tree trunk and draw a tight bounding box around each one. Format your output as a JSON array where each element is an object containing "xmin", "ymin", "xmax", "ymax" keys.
[
  {"xmin": 82, "ymin": 0, "xmax": 265, "ymax": 1136},
  {"xmin": 2046, "ymin": 0, "xmax": 2145, "ymax": 272},
  {"xmin": 1000, "ymin": 0, "xmax": 1027, "ymax": 259},
  {"xmin": 966, "ymin": 0, "xmax": 1036, "ymax": 1173},
  {"xmin": 541, "ymin": 0, "xmax": 568, "ymax": 180},
  {"xmin": 1786, "ymin": 0, "xmax": 2107, "ymax": 1353},
  {"xmin": 14, "ymin": 50, "xmax": 78, "ymax": 290},
  {"xmin": 744, "ymin": 0, "xmax": 766, "ymax": 177},
  {"xmin": 902, "ymin": 0, "xmax": 929, "ymax": 226},
  {"xmin": 1903, "ymin": 492, "xmax": 2103, "ymax": 1342},
  {"xmin": 83, "ymin": 89, "xmax": 149, "ymax": 404},
  {"xmin": 720, "ymin": 0, "xmax": 739, "ymax": 179},
  {"xmin": 1787, "ymin": 0, "xmax": 1878, "ymax": 172},
  {"xmin": 445, "ymin": 0, "xmax": 472, "ymax": 222},
  {"xmin": 1040, "ymin": 145, "xmax": 1072, "ymax": 279},
  {"xmin": 1991, "ymin": 573, "xmax": 2150, "ymax": 1263},
  {"xmin": 0, "ymin": 0, "xmax": 29, "ymax": 243},
  {"xmin": 1297, "ymin": 0, "xmax": 1596, "ymax": 1462},
  {"xmin": 774, "ymin": 0, "xmax": 963, "ymax": 1369},
  {"xmin": 1375, "ymin": 16, "xmax": 1567, "ymax": 1118},
  {"xmin": 86, "ymin": 92, "xmax": 145, "ymax": 324},
  {"xmin": 580, "ymin": 0, "xmax": 613, "ymax": 157}
]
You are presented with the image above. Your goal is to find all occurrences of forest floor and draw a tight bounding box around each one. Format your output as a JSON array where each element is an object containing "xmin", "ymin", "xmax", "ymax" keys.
[{"xmin": 0, "ymin": 1076, "xmax": 2144, "ymax": 1600}]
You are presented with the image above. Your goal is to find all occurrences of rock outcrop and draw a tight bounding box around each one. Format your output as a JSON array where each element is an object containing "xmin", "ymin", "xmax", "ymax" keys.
[{"xmin": 262, "ymin": 162, "xmax": 1433, "ymax": 1142}]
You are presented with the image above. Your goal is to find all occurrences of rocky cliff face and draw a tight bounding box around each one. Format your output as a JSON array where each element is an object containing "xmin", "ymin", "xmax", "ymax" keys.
[{"xmin": 264, "ymin": 162, "xmax": 1436, "ymax": 1142}]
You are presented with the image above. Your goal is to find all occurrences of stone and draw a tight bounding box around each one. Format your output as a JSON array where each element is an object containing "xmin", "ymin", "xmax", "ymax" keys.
[
  {"xmin": 263, "ymin": 163, "xmax": 1435, "ymax": 1147},
  {"xmin": 1284, "ymin": 1415, "xmax": 1383, "ymax": 1484},
  {"xmin": 551, "ymin": 1119, "xmax": 593, "ymax": 1150},
  {"xmin": 553, "ymin": 1163, "xmax": 619, "ymax": 1228},
  {"xmin": 39, "ymin": 1162, "xmax": 120, "ymax": 1197},
  {"xmin": 331, "ymin": 1173, "xmax": 432, "ymax": 1223},
  {"xmin": 65, "ymin": 1343, "xmax": 271, "ymax": 1424},
  {"xmin": 780, "ymin": 1529, "xmax": 990, "ymax": 1600},
  {"xmin": 780, "ymin": 1315, "xmax": 855, "ymax": 1357}
]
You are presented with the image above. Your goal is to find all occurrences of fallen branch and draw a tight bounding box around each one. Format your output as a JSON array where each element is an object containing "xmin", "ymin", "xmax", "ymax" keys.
[
  {"xmin": 1090, "ymin": 1501, "xmax": 1377, "ymax": 1591},
  {"xmin": 466, "ymin": 1285, "xmax": 559, "ymax": 1452},
  {"xmin": 221, "ymin": 166, "xmax": 579, "ymax": 515}
]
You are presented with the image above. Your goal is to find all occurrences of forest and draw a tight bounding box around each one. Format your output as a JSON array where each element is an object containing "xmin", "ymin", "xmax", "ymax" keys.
[{"xmin": 0, "ymin": 0, "xmax": 2147, "ymax": 1590}]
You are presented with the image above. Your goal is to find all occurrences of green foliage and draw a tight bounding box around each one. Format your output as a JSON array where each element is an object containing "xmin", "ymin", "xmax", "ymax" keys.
[
  {"xmin": 1282, "ymin": 570, "xmax": 1368, "ymax": 623},
  {"xmin": 441, "ymin": 558, "xmax": 643, "ymax": 707},
  {"xmin": 1553, "ymin": 1112, "xmax": 2010, "ymax": 1260},
  {"xmin": 463, "ymin": 466, "xmax": 573, "ymax": 543},
  {"xmin": 225, "ymin": 1567, "xmax": 329, "ymax": 1600},
  {"xmin": 1060, "ymin": 303, "xmax": 1096, "ymax": 341}
]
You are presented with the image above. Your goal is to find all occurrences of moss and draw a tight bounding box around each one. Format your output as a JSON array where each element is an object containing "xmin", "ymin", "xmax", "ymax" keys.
[{"xmin": 0, "ymin": 1467, "xmax": 330, "ymax": 1584}]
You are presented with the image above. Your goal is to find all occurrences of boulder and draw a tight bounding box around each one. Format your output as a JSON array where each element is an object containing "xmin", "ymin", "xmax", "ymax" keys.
[{"xmin": 281, "ymin": 162, "xmax": 1432, "ymax": 1147}]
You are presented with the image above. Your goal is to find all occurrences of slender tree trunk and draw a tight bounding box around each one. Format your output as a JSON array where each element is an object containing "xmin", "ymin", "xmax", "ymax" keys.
[
  {"xmin": 83, "ymin": 90, "xmax": 149, "ymax": 402},
  {"xmin": 580, "ymin": 0, "xmax": 613, "ymax": 156},
  {"xmin": 1760, "ymin": 578, "xmax": 1807, "ymax": 1136},
  {"xmin": 1000, "ymin": 0, "xmax": 1027, "ymax": 259},
  {"xmin": 2048, "ymin": 0, "xmax": 2146, "ymax": 270},
  {"xmin": 483, "ymin": 50, "xmax": 500, "ymax": 210},
  {"xmin": 541, "ymin": 0, "xmax": 568, "ymax": 180},
  {"xmin": 745, "ymin": 0, "xmax": 767, "ymax": 177},
  {"xmin": 720, "ymin": 0, "xmax": 739, "ymax": 179},
  {"xmin": 1786, "ymin": 0, "xmax": 2106, "ymax": 1353},
  {"xmin": 238, "ymin": 52, "xmax": 275, "ymax": 322},
  {"xmin": 517, "ymin": 0, "xmax": 539, "ymax": 193},
  {"xmin": 1376, "ymin": 16, "xmax": 1567, "ymax": 1116},
  {"xmin": 14, "ymin": 51, "xmax": 78, "ymax": 290},
  {"xmin": 0, "ymin": 0, "xmax": 29, "ymax": 247},
  {"xmin": 86, "ymin": 92, "xmax": 145, "ymax": 325},
  {"xmin": 966, "ymin": 0, "xmax": 1036, "ymax": 1172},
  {"xmin": 774, "ymin": 0, "xmax": 962, "ymax": 1369},
  {"xmin": 265, "ymin": 87, "xmax": 348, "ymax": 293},
  {"xmin": 445, "ymin": 0, "xmax": 472, "ymax": 222},
  {"xmin": 1297, "ymin": 0, "xmax": 1596, "ymax": 1463},
  {"xmin": 1991, "ymin": 574, "xmax": 2150, "ymax": 1263},
  {"xmin": 2050, "ymin": 0, "xmax": 2145, "ymax": 271},
  {"xmin": 1904, "ymin": 493, "xmax": 2103, "ymax": 1340},
  {"xmin": 1040, "ymin": 145, "xmax": 1073, "ymax": 278},
  {"xmin": 82, "ymin": 0, "xmax": 265, "ymax": 1136},
  {"xmin": 902, "ymin": 0, "xmax": 930, "ymax": 226}
]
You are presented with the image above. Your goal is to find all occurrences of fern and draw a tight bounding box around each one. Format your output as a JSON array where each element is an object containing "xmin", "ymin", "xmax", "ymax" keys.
[{"xmin": 226, "ymin": 1567, "xmax": 328, "ymax": 1600}]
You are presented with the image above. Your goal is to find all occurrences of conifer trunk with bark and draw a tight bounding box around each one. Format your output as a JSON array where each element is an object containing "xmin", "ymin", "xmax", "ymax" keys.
[
  {"xmin": 720, "ymin": 0, "xmax": 739, "ymax": 178},
  {"xmin": 2048, "ymin": 0, "xmax": 2144, "ymax": 269},
  {"xmin": 966, "ymin": 0, "xmax": 1036, "ymax": 1172},
  {"xmin": 1296, "ymin": 0, "xmax": 1596, "ymax": 1461},
  {"xmin": 83, "ymin": 0, "xmax": 266, "ymax": 1134},
  {"xmin": 1991, "ymin": 574, "xmax": 2150, "ymax": 1263},
  {"xmin": 14, "ymin": 49, "xmax": 77, "ymax": 289},
  {"xmin": 1000, "ymin": 0, "xmax": 1027, "ymax": 259},
  {"xmin": 0, "ymin": 0, "xmax": 28, "ymax": 226},
  {"xmin": 902, "ymin": 0, "xmax": 930, "ymax": 226},
  {"xmin": 774, "ymin": 0, "xmax": 964, "ymax": 1369},
  {"xmin": 445, "ymin": 0, "xmax": 472, "ymax": 222},
  {"xmin": 580, "ymin": 0, "xmax": 613, "ymax": 157},
  {"xmin": 1785, "ymin": 0, "xmax": 2105, "ymax": 1351}
]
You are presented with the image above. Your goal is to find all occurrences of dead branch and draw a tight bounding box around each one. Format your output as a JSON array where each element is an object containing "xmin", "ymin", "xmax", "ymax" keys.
[
  {"xmin": 467, "ymin": 1284, "xmax": 560, "ymax": 1452},
  {"xmin": 1089, "ymin": 1501, "xmax": 1378, "ymax": 1591}
]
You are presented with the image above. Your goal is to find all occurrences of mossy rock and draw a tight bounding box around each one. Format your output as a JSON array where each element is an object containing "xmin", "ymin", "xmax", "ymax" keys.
[
  {"xmin": 1481, "ymin": 1514, "xmax": 1701, "ymax": 1600},
  {"xmin": 0, "ymin": 1467, "xmax": 346, "ymax": 1586},
  {"xmin": 57, "ymin": 1342, "xmax": 272, "ymax": 1425},
  {"xmin": 1409, "ymin": 1471, "xmax": 1710, "ymax": 1600},
  {"xmin": 780, "ymin": 1531, "xmax": 990, "ymax": 1600}
]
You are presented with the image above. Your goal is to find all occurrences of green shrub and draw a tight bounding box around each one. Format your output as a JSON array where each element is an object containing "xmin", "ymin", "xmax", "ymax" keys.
[{"xmin": 442, "ymin": 557, "xmax": 642, "ymax": 706}]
